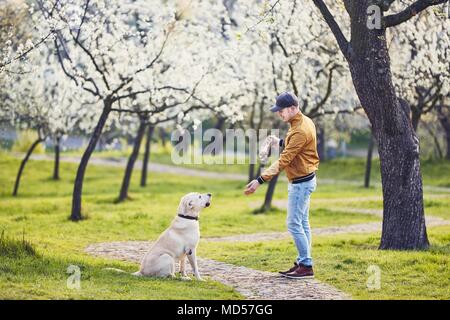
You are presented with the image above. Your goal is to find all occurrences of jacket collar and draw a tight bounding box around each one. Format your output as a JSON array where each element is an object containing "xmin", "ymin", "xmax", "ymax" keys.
[{"xmin": 288, "ymin": 111, "xmax": 303, "ymax": 127}]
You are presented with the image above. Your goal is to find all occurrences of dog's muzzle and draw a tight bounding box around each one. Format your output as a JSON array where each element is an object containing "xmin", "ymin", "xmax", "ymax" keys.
[{"xmin": 205, "ymin": 202, "xmax": 210, "ymax": 207}]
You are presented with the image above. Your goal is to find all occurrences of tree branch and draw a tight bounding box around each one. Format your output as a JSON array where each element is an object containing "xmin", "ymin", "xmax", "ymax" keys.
[
  {"xmin": 275, "ymin": 34, "xmax": 299, "ymax": 96},
  {"xmin": 54, "ymin": 39, "xmax": 100, "ymax": 97},
  {"xmin": 76, "ymin": 0, "xmax": 91, "ymax": 42},
  {"xmin": 244, "ymin": 0, "xmax": 281, "ymax": 33},
  {"xmin": 70, "ymin": 32, "xmax": 111, "ymax": 91},
  {"xmin": 312, "ymin": 0, "xmax": 352, "ymax": 61},
  {"xmin": 0, "ymin": 31, "xmax": 55, "ymax": 69},
  {"xmin": 308, "ymin": 65, "xmax": 337, "ymax": 116},
  {"xmin": 384, "ymin": 0, "xmax": 448, "ymax": 28},
  {"xmin": 309, "ymin": 105, "xmax": 363, "ymax": 119}
]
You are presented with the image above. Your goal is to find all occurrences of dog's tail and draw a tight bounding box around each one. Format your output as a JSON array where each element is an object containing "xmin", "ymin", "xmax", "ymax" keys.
[{"xmin": 103, "ymin": 267, "xmax": 141, "ymax": 276}]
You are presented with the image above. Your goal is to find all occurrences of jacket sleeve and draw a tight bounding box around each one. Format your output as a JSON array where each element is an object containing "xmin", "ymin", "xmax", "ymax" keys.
[{"xmin": 257, "ymin": 132, "xmax": 306, "ymax": 183}]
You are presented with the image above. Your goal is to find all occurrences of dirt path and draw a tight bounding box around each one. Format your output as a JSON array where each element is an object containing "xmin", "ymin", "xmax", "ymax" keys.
[{"xmin": 85, "ymin": 241, "xmax": 350, "ymax": 300}]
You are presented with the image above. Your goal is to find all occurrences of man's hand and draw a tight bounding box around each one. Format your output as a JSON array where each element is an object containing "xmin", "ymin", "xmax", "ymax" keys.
[
  {"xmin": 244, "ymin": 179, "xmax": 260, "ymax": 195},
  {"xmin": 259, "ymin": 135, "xmax": 280, "ymax": 163}
]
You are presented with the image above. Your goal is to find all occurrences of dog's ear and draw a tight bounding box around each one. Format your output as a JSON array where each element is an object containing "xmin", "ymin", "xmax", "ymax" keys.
[
  {"xmin": 177, "ymin": 196, "xmax": 187, "ymax": 214},
  {"xmin": 178, "ymin": 196, "xmax": 193, "ymax": 214}
]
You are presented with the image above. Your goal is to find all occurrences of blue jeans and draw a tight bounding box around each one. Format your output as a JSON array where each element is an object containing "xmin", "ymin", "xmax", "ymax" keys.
[{"xmin": 287, "ymin": 177, "xmax": 316, "ymax": 267}]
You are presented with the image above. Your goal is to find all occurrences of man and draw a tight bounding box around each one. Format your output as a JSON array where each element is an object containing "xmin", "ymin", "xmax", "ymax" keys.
[{"xmin": 244, "ymin": 92, "xmax": 320, "ymax": 279}]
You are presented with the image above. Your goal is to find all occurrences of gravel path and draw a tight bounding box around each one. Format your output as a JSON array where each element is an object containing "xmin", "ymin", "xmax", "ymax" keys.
[{"xmin": 85, "ymin": 241, "xmax": 350, "ymax": 300}]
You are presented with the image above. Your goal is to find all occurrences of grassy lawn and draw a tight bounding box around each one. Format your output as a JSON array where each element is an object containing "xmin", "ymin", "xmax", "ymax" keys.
[
  {"xmin": 61, "ymin": 147, "xmax": 450, "ymax": 187},
  {"xmin": 312, "ymin": 196, "xmax": 450, "ymax": 220},
  {"xmin": 0, "ymin": 151, "xmax": 449, "ymax": 299},
  {"xmin": 0, "ymin": 235, "xmax": 239, "ymax": 300},
  {"xmin": 200, "ymin": 226, "xmax": 450, "ymax": 300}
]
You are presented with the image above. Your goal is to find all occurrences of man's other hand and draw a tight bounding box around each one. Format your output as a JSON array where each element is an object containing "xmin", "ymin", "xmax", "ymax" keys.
[{"xmin": 244, "ymin": 179, "xmax": 260, "ymax": 195}]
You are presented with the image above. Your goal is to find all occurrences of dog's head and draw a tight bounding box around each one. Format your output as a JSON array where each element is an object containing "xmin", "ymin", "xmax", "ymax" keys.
[{"xmin": 177, "ymin": 192, "xmax": 212, "ymax": 218}]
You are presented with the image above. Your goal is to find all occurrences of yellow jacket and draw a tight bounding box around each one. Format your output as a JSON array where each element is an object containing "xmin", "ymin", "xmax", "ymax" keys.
[{"xmin": 258, "ymin": 111, "xmax": 320, "ymax": 183}]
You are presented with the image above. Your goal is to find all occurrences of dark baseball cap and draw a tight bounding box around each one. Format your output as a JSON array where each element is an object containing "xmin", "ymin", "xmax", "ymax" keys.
[{"xmin": 270, "ymin": 92, "xmax": 299, "ymax": 112}]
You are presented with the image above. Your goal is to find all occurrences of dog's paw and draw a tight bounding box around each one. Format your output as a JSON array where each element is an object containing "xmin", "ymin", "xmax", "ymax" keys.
[{"xmin": 181, "ymin": 276, "xmax": 192, "ymax": 281}]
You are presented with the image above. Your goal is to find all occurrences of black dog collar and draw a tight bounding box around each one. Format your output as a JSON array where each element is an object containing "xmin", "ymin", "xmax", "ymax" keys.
[{"xmin": 178, "ymin": 214, "xmax": 198, "ymax": 221}]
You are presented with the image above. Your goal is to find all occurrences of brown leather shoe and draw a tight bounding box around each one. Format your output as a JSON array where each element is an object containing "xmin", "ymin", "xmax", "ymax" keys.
[
  {"xmin": 284, "ymin": 264, "xmax": 314, "ymax": 279},
  {"xmin": 278, "ymin": 262, "xmax": 299, "ymax": 275}
]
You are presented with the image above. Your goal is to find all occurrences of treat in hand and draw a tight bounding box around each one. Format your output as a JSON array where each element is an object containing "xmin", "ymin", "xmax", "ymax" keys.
[{"xmin": 259, "ymin": 135, "xmax": 279, "ymax": 164}]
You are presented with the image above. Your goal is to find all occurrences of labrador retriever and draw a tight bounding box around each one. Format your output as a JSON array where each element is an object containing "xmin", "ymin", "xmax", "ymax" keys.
[{"xmin": 134, "ymin": 192, "xmax": 212, "ymax": 280}]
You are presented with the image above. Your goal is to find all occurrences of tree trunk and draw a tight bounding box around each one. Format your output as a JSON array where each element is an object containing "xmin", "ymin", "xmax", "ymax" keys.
[
  {"xmin": 259, "ymin": 175, "xmax": 279, "ymax": 213},
  {"xmin": 343, "ymin": 1, "xmax": 428, "ymax": 250},
  {"xmin": 53, "ymin": 136, "xmax": 60, "ymax": 180},
  {"xmin": 12, "ymin": 137, "xmax": 43, "ymax": 196},
  {"xmin": 140, "ymin": 125, "xmax": 155, "ymax": 187},
  {"xmin": 256, "ymin": 164, "xmax": 262, "ymax": 178},
  {"xmin": 214, "ymin": 116, "xmax": 226, "ymax": 155},
  {"xmin": 71, "ymin": 102, "xmax": 112, "ymax": 221},
  {"xmin": 436, "ymin": 105, "xmax": 450, "ymax": 160},
  {"xmin": 159, "ymin": 127, "xmax": 167, "ymax": 148},
  {"xmin": 248, "ymin": 163, "xmax": 255, "ymax": 183},
  {"xmin": 215, "ymin": 116, "xmax": 226, "ymax": 131},
  {"xmin": 317, "ymin": 126, "xmax": 326, "ymax": 161},
  {"xmin": 364, "ymin": 133, "xmax": 374, "ymax": 188},
  {"xmin": 411, "ymin": 106, "xmax": 421, "ymax": 132},
  {"xmin": 118, "ymin": 117, "xmax": 147, "ymax": 202},
  {"xmin": 422, "ymin": 122, "xmax": 443, "ymax": 160}
]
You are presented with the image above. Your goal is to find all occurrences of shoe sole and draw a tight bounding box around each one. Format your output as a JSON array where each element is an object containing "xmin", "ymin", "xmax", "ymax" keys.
[{"xmin": 282, "ymin": 274, "xmax": 314, "ymax": 279}]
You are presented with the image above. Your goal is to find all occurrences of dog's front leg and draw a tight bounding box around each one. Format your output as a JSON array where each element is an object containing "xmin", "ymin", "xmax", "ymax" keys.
[
  {"xmin": 179, "ymin": 254, "xmax": 190, "ymax": 280},
  {"xmin": 187, "ymin": 249, "xmax": 204, "ymax": 281}
]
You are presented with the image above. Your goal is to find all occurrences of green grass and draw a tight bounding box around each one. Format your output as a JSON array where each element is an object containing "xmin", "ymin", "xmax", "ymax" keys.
[
  {"xmin": 0, "ymin": 151, "xmax": 449, "ymax": 299},
  {"xmin": 313, "ymin": 196, "xmax": 450, "ymax": 220},
  {"xmin": 0, "ymin": 230, "xmax": 37, "ymax": 258},
  {"xmin": 200, "ymin": 226, "xmax": 450, "ymax": 300},
  {"xmin": 0, "ymin": 153, "xmax": 378, "ymax": 300},
  {"xmin": 60, "ymin": 148, "xmax": 450, "ymax": 187},
  {"xmin": 0, "ymin": 239, "xmax": 239, "ymax": 300},
  {"xmin": 315, "ymin": 157, "xmax": 450, "ymax": 188}
]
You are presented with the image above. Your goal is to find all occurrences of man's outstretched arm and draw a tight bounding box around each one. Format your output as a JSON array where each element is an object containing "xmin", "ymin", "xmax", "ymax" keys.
[{"xmin": 245, "ymin": 132, "xmax": 305, "ymax": 195}]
